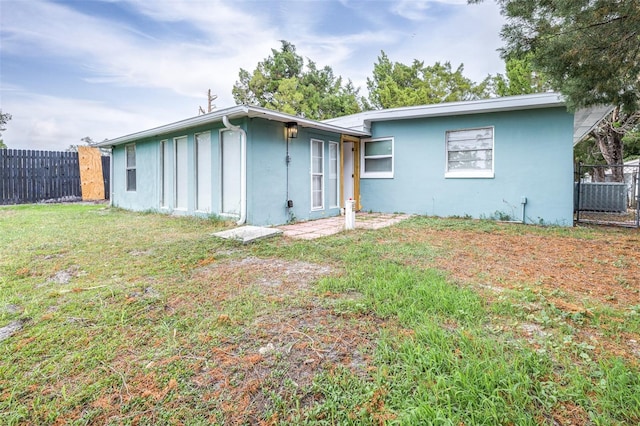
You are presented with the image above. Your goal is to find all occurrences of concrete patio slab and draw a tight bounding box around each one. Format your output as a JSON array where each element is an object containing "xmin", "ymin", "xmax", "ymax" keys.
[
  {"xmin": 278, "ymin": 212, "xmax": 411, "ymax": 240},
  {"xmin": 213, "ymin": 225, "xmax": 283, "ymax": 244}
]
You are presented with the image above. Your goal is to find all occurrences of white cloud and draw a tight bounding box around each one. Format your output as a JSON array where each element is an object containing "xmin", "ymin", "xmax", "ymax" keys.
[
  {"xmin": 386, "ymin": 1, "xmax": 505, "ymax": 82},
  {"xmin": 1, "ymin": 89, "xmax": 166, "ymax": 151},
  {"xmin": 391, "ymin": 0, "xmax": 468, "ymax": 21},
  {"xmin": 1, "ymin": 0, "xmax": 278, "ymax": 105},
  {"xmin": 296, "ymin": 0, "xmax": 505, "ymax": 93},
  {"xmin": 391, "ymin": 0, "xmax": 432, "ymax": 21}
]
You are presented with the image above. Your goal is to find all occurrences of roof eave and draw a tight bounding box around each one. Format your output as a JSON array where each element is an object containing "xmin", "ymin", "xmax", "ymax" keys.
[
  {"xmin": 95, "ymin": 105, "xmax": 367, "ymax": 148},
  {"xmin": 572, "ymin": 104, "xmax": 615, "ymax": 145},
  {"xmin": 324, "ymin": 93, "xmax": 566, "ymax": 127}
]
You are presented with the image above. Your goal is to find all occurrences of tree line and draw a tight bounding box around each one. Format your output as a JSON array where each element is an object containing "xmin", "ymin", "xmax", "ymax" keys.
[
  {"xmin": 233, "ymin": 0, "xmax": 639, "ymax": 180},
  {"xmin": 232, "ymin": 41, "xmax": 543, "ymax": 120}
]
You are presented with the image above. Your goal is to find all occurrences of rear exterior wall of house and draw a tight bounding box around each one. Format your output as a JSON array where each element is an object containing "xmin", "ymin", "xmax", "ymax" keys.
[
  {"xmin": 110, "ymin": 117, "xmax": 343, "ymax": 226},
  {"xmin": 358, "ymin": 107, "xmax": 574, "ymax": 225}
]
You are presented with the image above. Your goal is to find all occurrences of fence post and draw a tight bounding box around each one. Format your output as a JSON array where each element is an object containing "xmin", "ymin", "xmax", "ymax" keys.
[{"xmin": 575, "ymin": 163, "xmax": 582, "ymax": 224}]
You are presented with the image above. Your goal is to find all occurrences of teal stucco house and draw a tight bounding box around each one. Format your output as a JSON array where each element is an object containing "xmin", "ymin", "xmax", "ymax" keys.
[{"xmin": 96, "ymin": 93, "xmax": 607, "ymax": 226}]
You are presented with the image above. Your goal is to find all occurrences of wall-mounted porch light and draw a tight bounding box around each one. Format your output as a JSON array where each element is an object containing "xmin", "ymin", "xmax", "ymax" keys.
[
  {"xmin": 285, "ymin": 122, "xmax": 298, "ymax": 211},
  {"xmin": 286, "ymin": 122, "xmax": 298, "ymax": 139}
]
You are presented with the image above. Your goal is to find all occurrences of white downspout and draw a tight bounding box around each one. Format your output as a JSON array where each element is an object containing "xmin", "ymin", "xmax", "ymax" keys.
[
  {"xmin": 222, "ymin": 116, "xmax": 247, "ymax": 225},
  {"xmin": 109, "ymin": 147, "xmax": 114, "ymax": 207}
]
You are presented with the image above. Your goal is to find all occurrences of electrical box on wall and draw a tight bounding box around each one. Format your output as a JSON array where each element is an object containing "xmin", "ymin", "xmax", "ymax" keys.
[{"xmin": 287, "ymin": 200, "xmax": 294, "ymax": 208}]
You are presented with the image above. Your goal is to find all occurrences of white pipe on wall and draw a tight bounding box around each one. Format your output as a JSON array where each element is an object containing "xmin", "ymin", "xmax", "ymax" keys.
[
  {"xmin": 109, "ymin": 147, "xmax": 114, "ymax": 207},
  {"xmin": 222, "ymin": 116, "xmax": 247, "ymax": 225}
]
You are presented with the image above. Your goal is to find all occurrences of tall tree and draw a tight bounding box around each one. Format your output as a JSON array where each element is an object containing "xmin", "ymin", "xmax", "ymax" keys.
[
  {"xmin": 232, "ymin": 41, "xmax": 367, "ymax": 120},
  {"xmin": 490, "ymin": 53, "xmax": 551, "ymax": 97},
  {"xmin": 66, "ymin": 136, "xmax": 94, "ymax": 153},
  {"xmin": 589, "ymin": 108, "xmax": 640, "ymax": 181},
  {"xmin": 472, "ymin": 0, "xmax": 640, "ymax": 181},
  {"xmin": 0, "ymin": 110, "xmax": 12, "ymax": 149},
  {"xmin": 367, "ymin": 51, "xmax": 490, "ymax": 109},
  {"xmin": 575, "ymin": 113, "xmax": 640, "ymax": 181},
  {"xmin": 472, "ymin": 0, "xmax": 640, "ymax": 111},
  {"xmin": 623, "ymin": 126, "xmax": 640, "ymax": 159}
]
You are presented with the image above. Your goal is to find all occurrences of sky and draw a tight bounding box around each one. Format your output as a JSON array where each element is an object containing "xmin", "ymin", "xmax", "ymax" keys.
[{"xmin": 0, "ymin": 0, "xmax": 506, "ymax": 151}]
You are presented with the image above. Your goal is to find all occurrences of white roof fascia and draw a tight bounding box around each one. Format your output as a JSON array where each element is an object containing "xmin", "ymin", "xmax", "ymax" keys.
[
  {"xmin": 324, "ymin": 93, "xmax": 613, "ymax": 146},
  {"xmin": 95, "ymin": 105, "xmax": 248, "ymax": 147},
  {"xmin": 96, "ymin": 94, "xmax": 612, "ymax": 148},
  {"xmin": 95, "ymin": 105, "xmax": 368, "ymax": 148},
  {"xmin": 324, "ymin": 93, "xmax": 566, "ymax": 131}
]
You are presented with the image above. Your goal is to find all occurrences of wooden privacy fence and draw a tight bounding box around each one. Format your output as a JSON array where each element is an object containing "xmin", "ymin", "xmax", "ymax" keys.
[{"xmin": 0, "ymin": 149, "xmax": 110, "ymax": 205}]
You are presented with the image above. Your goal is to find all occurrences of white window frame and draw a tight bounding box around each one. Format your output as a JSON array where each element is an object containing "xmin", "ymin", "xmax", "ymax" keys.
[
  {"xmin": 445, "ymin": 126, "xmax": 494, "ymax": 179},
  {"xmin": 361, "ymin": 137, "xmax": 394, "ymax": 179},
  {"xmin": 328, "ymin": 141, "xmax": 339, "ymax": 208},
  {"xmin": 310, "ymin": 139, "xmax": 324, "ymax": 211},
  {"xmin": 125, "ymin": 144, "xmax": 136, "ymax": 192}
]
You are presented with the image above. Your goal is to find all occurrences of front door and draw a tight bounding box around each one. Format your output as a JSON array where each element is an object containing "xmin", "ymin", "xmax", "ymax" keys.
[
  {"xmin": 341, "ymin": 135, "xmax": 360, "ymax": 210},
  {"xmin": 343, "ymin": 142, "xmax": 355, "ymax": 202}
]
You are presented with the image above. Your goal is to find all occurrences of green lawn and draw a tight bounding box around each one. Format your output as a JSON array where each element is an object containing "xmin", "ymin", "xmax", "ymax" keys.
[{"xmin": 1, "ymin": 204, "xmax": 638, "ymax": 425}]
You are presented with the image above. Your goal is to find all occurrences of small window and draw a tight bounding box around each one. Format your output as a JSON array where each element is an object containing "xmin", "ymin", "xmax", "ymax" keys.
[
  {"xmin": 445, "ymin": 127, "xmax": 494, "ymax": 178},
  {"xmin": 361, "ymin": 137, "xmax": 393, "ymax": 178},
  {"xmin": 125, "ymin": 144, "xmax": 136, "ymax": 191}
]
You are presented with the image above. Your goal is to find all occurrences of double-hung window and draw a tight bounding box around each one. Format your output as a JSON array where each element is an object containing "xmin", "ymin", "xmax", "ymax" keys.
[
  {"xmin": 361, "ymin": 137, "xmax": 393, "ymax": 178},
  {"xmin": 125, "ymin": 144, "xmax": 136, "ymax": 191},
  {"xmin": 445, "ymin": 127, "xmax": 494, "ymax": 178},
  {"xmin": 311, "ymin": 139, "xmax": 324, "ymax": 210}
]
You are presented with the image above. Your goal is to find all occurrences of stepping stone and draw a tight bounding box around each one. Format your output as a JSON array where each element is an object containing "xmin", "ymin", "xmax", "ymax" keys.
[{"xmin": 213, "ymin": 226, "xmax": 282, "ymax": 244}]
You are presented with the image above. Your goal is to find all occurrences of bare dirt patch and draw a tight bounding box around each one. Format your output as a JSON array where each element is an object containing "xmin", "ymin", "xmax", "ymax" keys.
[
  {"xmin": 0, "ymin": 208, "xmax": 17, "ymax": 218},
  {"xmin": 393, "ymin": 225, "xmax": 640, "ymax": 308},
  {"xmin": 180, "ymin": 257, "xmax": 382, "ymax": 423},
  {"xmin": 392, "ymin": 222, "xmax": 640, "ymax": 364},
  {"xmin": 44, "ymin": 266, "xmax": 84, "ymax": 286},
  {"xmin": 195, "ymin": 256, "xmax": 334, "ymax": 290},
  {"xmin": 190, "ymin": 305, "xmax": 382, "ymax": 424}
]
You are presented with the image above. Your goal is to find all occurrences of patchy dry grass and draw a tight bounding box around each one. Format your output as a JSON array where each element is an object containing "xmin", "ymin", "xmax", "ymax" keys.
[{"xmin": 1, "ymin": 205, "xmax": 639, "ymax": 425}]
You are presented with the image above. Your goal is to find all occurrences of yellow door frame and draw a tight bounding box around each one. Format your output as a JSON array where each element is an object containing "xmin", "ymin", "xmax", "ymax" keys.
[{"xmin": 340, "ymin": 134, "xmax": 361, "ymax": 211}]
